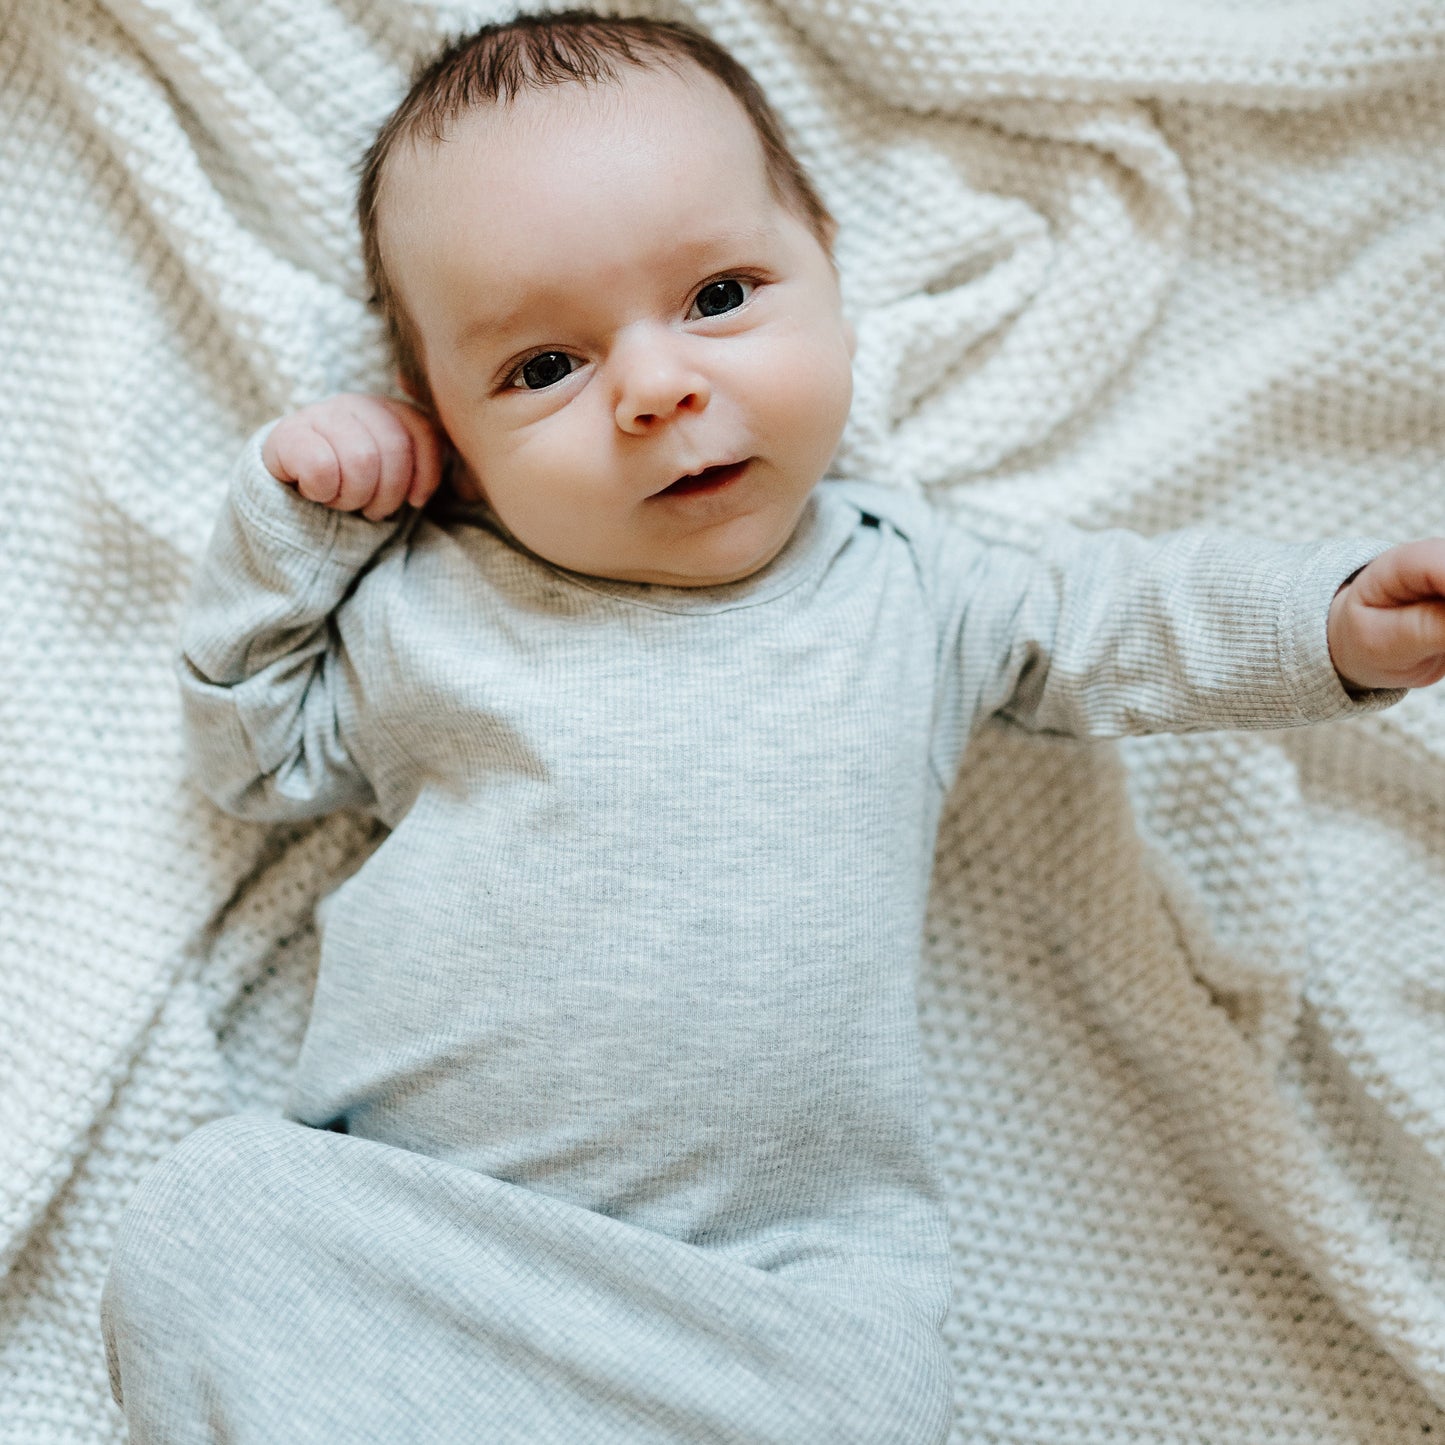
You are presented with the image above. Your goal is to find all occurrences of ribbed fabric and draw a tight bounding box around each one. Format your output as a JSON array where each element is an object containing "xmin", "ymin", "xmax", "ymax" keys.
[
  {"xmin": 101, "ymin": 434, "xmax": 1394, "ymax": 1441},
  {"xmin": 102, "ymin": 1117, "xmax": 952, "ymax": 1443},
  {"xmin": 6, "ymin": 2, "xmax": 1445, "ymax": 1441}
]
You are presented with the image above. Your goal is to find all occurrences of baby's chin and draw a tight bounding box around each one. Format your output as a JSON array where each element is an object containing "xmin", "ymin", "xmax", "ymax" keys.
[
  {"xmin": 452, "ymin": 466, "xmax": 813, "ymax": 587},
  {"xmin": 605, "ymin": 561, "xmax": 772, "ymax": 587},
  {"xmin": 539, "ymin": 540, "xmax": 776, "ymax": 588},
  {"xmin": 589, "ymin": 516, "xmax": 804, "ymax": 588}
]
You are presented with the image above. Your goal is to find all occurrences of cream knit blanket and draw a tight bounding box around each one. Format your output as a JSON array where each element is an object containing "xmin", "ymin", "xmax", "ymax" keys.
[{"xmin": 4, "ymin": 2, "xmax": 1445, "ymax": 1439}]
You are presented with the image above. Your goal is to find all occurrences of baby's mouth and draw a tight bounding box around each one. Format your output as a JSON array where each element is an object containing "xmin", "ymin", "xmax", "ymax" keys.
[{"xmin": 653, "ymin": 460, "xmax": 751, "ymax": 498}]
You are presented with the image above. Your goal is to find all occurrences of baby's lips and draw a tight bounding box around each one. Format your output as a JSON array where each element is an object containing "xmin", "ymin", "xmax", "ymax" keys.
[{"xmin": 651, "ymin": 458, "xmax": 752, "ymax": 498}]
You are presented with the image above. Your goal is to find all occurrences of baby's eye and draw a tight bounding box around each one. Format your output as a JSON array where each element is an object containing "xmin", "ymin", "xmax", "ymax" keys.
[
  {"xmin": 689, "ymin": 278, "xmax": 754, "ymax": 320},
  {"xmin": 510, "ymin": 351, "xmax": 577, "ymax": 391}
]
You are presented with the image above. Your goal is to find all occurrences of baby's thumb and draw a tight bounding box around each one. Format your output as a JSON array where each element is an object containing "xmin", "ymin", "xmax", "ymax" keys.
[{"xmin": 381, "ymin": 397, "xmax": 446, "ymax": 508}]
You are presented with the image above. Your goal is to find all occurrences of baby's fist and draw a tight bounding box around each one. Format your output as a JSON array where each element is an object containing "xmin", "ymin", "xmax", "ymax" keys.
[
  {"xmin": 1328, "ymin": 539, "xmax": 1445, "ymax": 692},
  {"xmin": 262, "ymin": 394, "xmax": 443, "ymax": 521}
]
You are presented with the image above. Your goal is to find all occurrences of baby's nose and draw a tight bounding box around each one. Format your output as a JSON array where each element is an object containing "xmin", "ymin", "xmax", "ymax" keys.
[{"xmin": 613, "ymin": 334, "xmax": 711, "ymax": 434}]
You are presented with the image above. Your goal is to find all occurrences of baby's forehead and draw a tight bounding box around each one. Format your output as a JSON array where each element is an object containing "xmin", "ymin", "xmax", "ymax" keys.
[
  {"xmin": 378, "ymin": 68, "xmax": 779, "ymax": 266},
  {"xmin": 375, "ymin": 61, "xmax": 791, "ymax": 322},
  {"xmin": 391, "ymin": 61, "xmax": 763, "ymax": 189}
]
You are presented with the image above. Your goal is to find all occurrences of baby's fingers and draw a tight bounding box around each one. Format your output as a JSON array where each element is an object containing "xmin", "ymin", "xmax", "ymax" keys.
[
  {"xmin": 1381, "ymin": 600, "xmax": 1445, "ymax": 688},
  {"xmin": 1333, "ymin": 589, "xmax": 1445, "ymax": 691},
  {"xmin": 262, "ymin": 395, "xmax": 442, "ymax": 518},
  {"xmin": 392, "ymin": 403, "xmax": 444, "ymax": 510},
  {"xmin": 334, "ymin": 402, "xmax": 411, "ymax": 521},
  {"xmin": 263, "ymin": 423, "xmax": 343, "ymax": 505},
  {"xmin": 1353, "ymin": 538, "xmax": 1445, "ymax": 608}
]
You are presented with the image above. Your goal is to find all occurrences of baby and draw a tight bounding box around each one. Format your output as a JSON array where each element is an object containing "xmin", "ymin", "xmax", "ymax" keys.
[{"xmin": 103, "ymin": 11, "xmax": 1445, "ymax": 1444}]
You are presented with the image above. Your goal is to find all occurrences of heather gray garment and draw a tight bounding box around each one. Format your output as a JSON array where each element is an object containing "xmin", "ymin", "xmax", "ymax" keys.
[{"xmin": 103, "ymin": 433, "xmax": 1398, "ymax": 1444}]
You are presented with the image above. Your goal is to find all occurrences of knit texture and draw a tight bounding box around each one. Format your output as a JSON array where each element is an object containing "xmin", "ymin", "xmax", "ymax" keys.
[{"xmin": 3, "ymin": 1, "xmax": 1444, "ymax": 1440}]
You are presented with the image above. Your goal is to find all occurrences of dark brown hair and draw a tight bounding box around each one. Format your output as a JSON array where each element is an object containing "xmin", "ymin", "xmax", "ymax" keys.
[{"xmin": 358, "ymin": 9, "xmax": 836, "ymax": 403}]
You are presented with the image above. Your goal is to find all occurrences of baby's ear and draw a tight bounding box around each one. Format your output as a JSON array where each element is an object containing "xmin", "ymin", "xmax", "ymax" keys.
[
  {"xmin": 449, "ymin": 456, "xmax": 487, "ymax": 505},
  {"xmin": 395, "ymin": 371, "xmax": 447, "ymax": 438}
]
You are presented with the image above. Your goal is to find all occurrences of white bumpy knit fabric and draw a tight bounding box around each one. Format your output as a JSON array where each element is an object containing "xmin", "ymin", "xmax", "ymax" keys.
[{"xmin": 3, "ymin": 1, "xmax": 1445, "ymax": 1441}]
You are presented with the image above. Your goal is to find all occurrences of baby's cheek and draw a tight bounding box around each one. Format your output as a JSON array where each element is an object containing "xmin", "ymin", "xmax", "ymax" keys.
[
  {"xmin": 496, "ymin": 436, "xmax": 612, "ymax": 555},
  {"xmin": 467, "ymin": 414, "xmax": 574, "ymax": 500},
  {"xmin": 765, "ymin": 335, "xmax": 853, "ymax": 460}
]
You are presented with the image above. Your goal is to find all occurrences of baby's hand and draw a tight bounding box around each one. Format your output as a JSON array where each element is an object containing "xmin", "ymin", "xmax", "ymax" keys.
[
  {"xmin": 262, "ymin": 394, "xmax": 444, "ymax": 521},
  {"xmin": 1327, "ymin": 540, "xmax": 1445, "ymax": 691}
]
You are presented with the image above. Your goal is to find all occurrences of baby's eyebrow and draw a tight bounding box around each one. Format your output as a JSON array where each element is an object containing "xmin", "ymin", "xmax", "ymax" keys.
[
  {"xmin": 456, "ymin": 224, "xmax": 779, "ymax": 353},
  {"xmin": 457, "ymin": 303, "xmax": 545, "ymax": 353}
]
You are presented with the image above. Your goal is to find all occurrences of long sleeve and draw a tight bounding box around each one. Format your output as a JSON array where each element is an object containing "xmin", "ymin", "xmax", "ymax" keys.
[
  {"xmin": 178, "ymin": 431, "xmax": 408, "ymax": 822},
  {"xmin": 928, "ymin": 520, "xmax": 1405, "ymax": 787}
]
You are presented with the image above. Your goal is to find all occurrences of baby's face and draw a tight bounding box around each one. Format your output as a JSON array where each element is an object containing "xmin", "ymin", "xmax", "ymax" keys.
[{"xmin": 380, "ymin": 64, "xmax": 855, "ymax": 586}]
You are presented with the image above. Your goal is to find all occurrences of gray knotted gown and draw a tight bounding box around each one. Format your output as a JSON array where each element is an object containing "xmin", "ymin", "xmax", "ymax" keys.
[{"xmin": 102, "ymin": 434, "xmax": 1396, "ymax": 1443}]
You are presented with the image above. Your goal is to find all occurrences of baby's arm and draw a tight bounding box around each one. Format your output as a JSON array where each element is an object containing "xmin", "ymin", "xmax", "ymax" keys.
[
  {"xmin": 1327, "ymin": 540, "xmax": 1445, "ymax": 691},
  {"xmin": 180, "ymin": 395, "xmax": 442, "ymax": 822},
  {"xmin": 925, "ymin": 520, "xmax": 1409, "ymax": 783}
]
